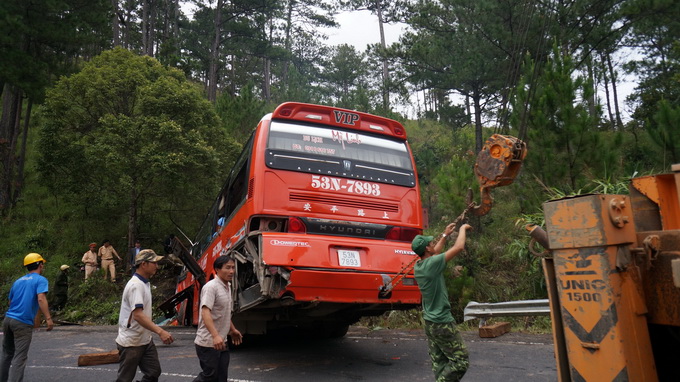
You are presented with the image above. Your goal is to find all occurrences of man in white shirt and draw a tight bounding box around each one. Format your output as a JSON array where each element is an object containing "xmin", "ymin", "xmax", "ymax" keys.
[
  {"xmin": 115, "ymin": 249, "xmax": 174, "ymax": 382},
  {"xmin": 193, "ymin": 255, "xmax": 242, "ymax": 381}
]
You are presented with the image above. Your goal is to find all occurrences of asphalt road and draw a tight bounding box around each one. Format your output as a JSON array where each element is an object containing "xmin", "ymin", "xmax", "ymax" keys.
[{"xmin": 16, "ymin": 325, "xmax": 556, "ymax": 381}]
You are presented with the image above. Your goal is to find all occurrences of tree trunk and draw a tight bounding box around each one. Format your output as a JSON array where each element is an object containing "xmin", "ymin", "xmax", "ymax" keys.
[
  {"xmin": 128, "ymin": 189, "xmax": 138, "ymax": 272},
  {"xmin": 606, "ymin": 53, "xmax": 624, "ymax": 129},
  {"xmin": 473, "ymin": 92, "xmax": 483, "ymax": 153},
  {"xmin": 415, "ymin": 88, "xmax": 421, "ymax": 117},
  {"xmin": 12, "ymin": 98, "xmax": 32, "ymax": 206},
  {"xmin": 601, "ymin": 54, "xmax": 615, "ymax": 130},
  {"xmin": 208, "ymin": 0, "xmax": 224, "ymax": 103},
  {"xmin": 281, "ymin": 0, "xmax": 294, "ymax": 93},
  {"xmin": 148, "ymin": 0, "xmax": 156, "ymax": 56},
  {"xmin": 123, "ymin": 4, "xmax": 133, "ymax": 48},
  {"xmin": 112, "ymin": 0, "xmax": 120, "ymax": 47},
  {"xmin": 263, "ymin": 58, "xmax": 271, "ymax": 102},
  {"xmin": 465, "ymin": 95, "xmax": 472, "ymax": 125},
  {"xmin": 262, "ymin": 21, "xmax": 272, "ymax": 102},
  {"xmin": 172, "ymin": 0, "xmax": 180, "ymax": 59},
  {"xmin": 0, "ymin": 84, "xmax": 22, "ymax": 212},
  {"xmin": 375, "ymin": 0, "xmax": 390, "ymax": 111},
  {"xmin": 230, "ymin": 55, "xmax": 236, "ymax": 96},
  {"xmin": 142, "ymin": 0, "xmax": 150, "ymax": 55},
  {"xmin": 586, "ymin": 56, "xmax": 597, "ymax": 118}
]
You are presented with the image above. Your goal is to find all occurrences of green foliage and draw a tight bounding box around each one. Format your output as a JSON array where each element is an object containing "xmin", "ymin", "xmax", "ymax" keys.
[
  {"xmin": 513, "ymin": 43, "xmax": 605, "ymax": 190},
  {"xmin": 531, "ymin": 173, "xmax": 633, "ymax": 201},
  {"xmin": 53, "ymin": 266, "xmax": 178, "ymax": 324},
  {"xmin": 275, "ymin": 64, "xmax": 324, "ymax": 104},
  {"xmin": 322, "ymin": 44, "xmax": 375, "ymax": 110},
  {"xmin": 505, "ymin": 238, "xmax": 547, "ymax": 297},
  {"xmin": 647, "ymin": 99, "xmax": 680, "ymax": 165},
  {"xmin": 60, "ymin": 277, "xmax": 122, "ymax": 324},
  {"xmin": 37, "ymin": 47, "xmax": 236, "ymax": 248},
  {"xmin": 446, "ymin": 266, "xmax": 475, "ymax": 316},
  {"xmin": 433, "ymin": 155, "xmax": 475, "ymax": 224},
  {"xmin": 0, "ymin": 0, "xmax": 109, "ymax": 101},
  {"xmin": 358, "ymin": 309, "xmax": 423, "ymax": 330},
  {"xmin": 216, "ymin": 83, "xmax": 268, "ymax": 143},
  {"xmin": 624, "ymin": 0, "xmax": 680, "ymax": 126},
  {"xmin": 589, "ymin": 178, "xmax": 631, "ymax": 195},
  {"xmin": 406, "ymin": 120, "xmax": 475, "ymax": 226}
]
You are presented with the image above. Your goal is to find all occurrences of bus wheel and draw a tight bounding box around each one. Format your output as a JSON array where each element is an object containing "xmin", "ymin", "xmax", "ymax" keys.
[{"xmin": 327, "ymin": 323, "xmax": 350, "ymax": 338}]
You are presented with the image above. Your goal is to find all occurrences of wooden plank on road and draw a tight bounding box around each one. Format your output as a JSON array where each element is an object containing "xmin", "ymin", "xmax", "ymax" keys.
[{"xmin": 77, "ymin": 350, "xmax": 119, "ymax": 366}]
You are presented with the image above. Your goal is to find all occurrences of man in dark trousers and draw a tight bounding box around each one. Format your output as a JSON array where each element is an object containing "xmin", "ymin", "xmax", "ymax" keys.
[
  {"xmin": 193, "ymin": 256, "xmax": 242, "ymax": 381},
  {"xmin": 412, "ymin": 222, "xmax": 472, "ymax": 382},
  {"xmin": 1, "ymin": 253, "xmax": 54, "ymax": 382},
  {"xmin": 127, "ymin": 240, "xmax": 143, "ymax": 274},
  {"xmin": 52, "ymin": 265, "xmax": 70, "ymax": 311},
  {"xmin": 115, "ymin": 249, "xmax": 174, "ymax": 382}
]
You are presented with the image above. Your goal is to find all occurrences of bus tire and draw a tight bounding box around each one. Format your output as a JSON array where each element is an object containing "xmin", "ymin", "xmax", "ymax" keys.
[{"xmin": 328, "ymin": 323, "xmax": 350, "ymax": 338}]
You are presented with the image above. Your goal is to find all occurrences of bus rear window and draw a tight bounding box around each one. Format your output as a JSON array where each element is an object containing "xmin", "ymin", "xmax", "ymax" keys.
[{"xmin": 266, "ymin": 121, "xmax": 415, "ymax": 187}]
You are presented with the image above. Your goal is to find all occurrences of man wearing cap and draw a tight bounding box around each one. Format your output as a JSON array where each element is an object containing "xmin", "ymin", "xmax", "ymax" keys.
[
  {"xmin": 99, "ymin": 239, "xmax": 122, "ymax": 282},
  {"xmin": 51, "ymin": 265, "xmax": 70, "ymax": 311},
  {"xmin": 81, "ymin": 243, "xmax": 98, "ymax": 280},
  {"xmin": 1, "ymin": 253, "xmax": 54, "ymax": 382},
  {"xmin": 193, "ymin": 256, "xmax": 242, "ymax": 381},
  {"xmin": 412, "ymin": 222, "xmax": 472, "ymax": 382},
  {"xmin": 115, "ymin": 249, "xmax": 174, "ymax": 382}
]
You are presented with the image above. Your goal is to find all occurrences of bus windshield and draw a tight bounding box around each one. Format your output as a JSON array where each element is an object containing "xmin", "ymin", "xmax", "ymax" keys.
[{"xmin": 266, "ymin": 120, "xmax": 415, "ymax": 187}]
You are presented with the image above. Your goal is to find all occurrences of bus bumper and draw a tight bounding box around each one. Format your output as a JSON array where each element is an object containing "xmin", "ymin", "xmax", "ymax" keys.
[{"xmin": 284, "ymin": 268, "xmax": 421, "ymax": 304}]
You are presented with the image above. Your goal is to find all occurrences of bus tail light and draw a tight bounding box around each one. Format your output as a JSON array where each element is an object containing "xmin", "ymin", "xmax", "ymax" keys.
[
  {"xmin": 385, "ymin": 227, "xmax": 422, "ymax": 242},
  {"xmin": 287, "ymin": 217, "xmax": 306, "ymax": 233}
]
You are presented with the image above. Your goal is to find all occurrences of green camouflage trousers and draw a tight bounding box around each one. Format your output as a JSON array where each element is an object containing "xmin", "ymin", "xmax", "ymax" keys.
[{"xmin": 424, "ymin": 320, "xmax": 469, "ymax": 382}]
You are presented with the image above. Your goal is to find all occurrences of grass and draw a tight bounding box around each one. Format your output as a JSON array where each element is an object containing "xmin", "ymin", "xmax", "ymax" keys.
[
  {"xmin": 358, "ymin": 310, "xmax": 553, "ymax": 334},
  {"xmin": 49, "ymin": 265, "xmax": 179, "ymax": 325}
]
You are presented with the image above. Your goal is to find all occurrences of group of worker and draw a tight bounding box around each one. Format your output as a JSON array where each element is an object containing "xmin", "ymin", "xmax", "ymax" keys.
[
  {"xmin": 1, "ymin": 249, "xmax": 242, "ymax": 382},
  {"xmin": 81, "ymin": 240, "xmax": 130, "ymax": 282},
  {"xmin": 1, "ymin": 223, "xmax": 472, "ymax": 382}
]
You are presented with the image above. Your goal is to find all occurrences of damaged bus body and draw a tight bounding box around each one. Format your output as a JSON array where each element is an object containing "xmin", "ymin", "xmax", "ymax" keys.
[{"xmin": 169, "ymin": 102, "xmax": 424, "ymax": 337}]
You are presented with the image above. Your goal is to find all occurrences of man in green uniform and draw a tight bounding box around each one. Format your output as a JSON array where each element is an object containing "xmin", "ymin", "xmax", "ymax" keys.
[{"xmin": 412, "ymin": 222, "xmax": 472, "ymax": 382}]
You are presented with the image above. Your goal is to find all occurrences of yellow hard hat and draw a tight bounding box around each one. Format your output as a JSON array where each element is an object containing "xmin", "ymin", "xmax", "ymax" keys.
[{"xmin": 24, "ymin": 253, "xmax": 46, "ymax": 266}]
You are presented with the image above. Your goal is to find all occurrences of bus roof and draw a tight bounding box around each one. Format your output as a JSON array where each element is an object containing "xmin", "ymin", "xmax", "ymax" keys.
[{"xmin": 270, "ymin": 102, "xmax": 407, "ymax": 140}]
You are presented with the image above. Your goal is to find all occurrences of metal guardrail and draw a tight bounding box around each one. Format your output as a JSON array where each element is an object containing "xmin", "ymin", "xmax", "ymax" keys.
[{"xmin": 463, "ymin": 299, "xmax": 551, "ymax": 326}]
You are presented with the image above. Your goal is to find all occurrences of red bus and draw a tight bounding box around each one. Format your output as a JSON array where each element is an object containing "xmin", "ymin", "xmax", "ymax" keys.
[{"xmin": 173, "ymin": 102, "xmax": 423, "ymax": 337}]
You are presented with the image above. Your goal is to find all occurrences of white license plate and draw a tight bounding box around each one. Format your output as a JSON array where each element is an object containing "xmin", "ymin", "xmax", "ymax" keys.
[{"xmin": 338, "ymin": 250, "xmax": 361, "ymax": 267}]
